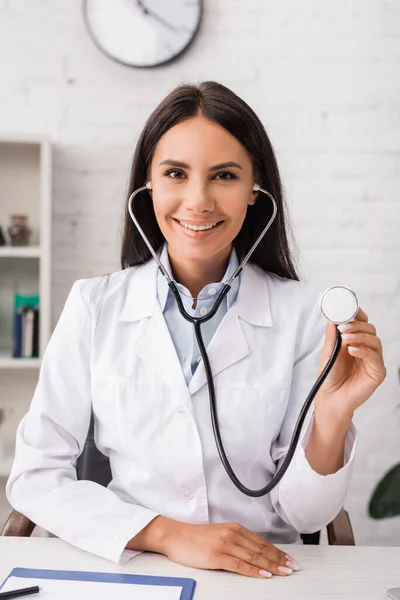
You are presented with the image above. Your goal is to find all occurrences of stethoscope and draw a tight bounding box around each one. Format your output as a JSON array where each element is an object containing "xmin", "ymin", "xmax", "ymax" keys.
[{"xmin": 128, "ymin": 182, "xmax": 359, "ymax": 498}]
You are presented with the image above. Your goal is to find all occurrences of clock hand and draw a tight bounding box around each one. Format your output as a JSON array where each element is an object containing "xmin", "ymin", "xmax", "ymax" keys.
[{"xmin": 135, "ymin": 0, "xmax": 183, "ymax": 33}]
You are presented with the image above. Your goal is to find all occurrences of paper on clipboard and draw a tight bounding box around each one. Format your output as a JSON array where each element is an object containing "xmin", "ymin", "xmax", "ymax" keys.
[{"xmin": 1, "ymin": 576, "xmax": 183, "ymax": 600}]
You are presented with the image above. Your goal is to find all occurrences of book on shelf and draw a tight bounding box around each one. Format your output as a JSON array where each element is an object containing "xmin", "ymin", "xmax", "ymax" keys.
[{"xmin": 12, "ymin": 293, "xmax": 40, "ymax": 359}]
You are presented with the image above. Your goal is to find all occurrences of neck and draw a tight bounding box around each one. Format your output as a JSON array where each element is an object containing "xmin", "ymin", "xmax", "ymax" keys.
[{"xmin": 167, "ymin": 245, "xmax": 232, "ymax": 300}]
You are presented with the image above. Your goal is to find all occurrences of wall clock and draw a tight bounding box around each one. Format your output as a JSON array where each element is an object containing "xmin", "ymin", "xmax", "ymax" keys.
[{"xmin": 83, "ymin": 0, "xmax": 203, "ymax": 68}]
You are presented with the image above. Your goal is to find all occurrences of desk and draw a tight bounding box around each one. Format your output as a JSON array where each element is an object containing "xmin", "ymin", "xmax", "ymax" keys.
[{"xmin": 0, "ymin": 538, "xmax": 399, "ymax": 599}]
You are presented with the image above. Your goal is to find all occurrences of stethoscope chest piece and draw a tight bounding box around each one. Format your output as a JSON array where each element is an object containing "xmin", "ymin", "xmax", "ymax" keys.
[{"xmin": 320, "ymin": 285, "xmax": 359, "ymax": 324}]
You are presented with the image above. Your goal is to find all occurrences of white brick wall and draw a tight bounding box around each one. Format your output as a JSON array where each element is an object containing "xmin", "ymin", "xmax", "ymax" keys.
[{"xmin": 0, "ymin": 0, "xmax": 399, "ymax": 545}]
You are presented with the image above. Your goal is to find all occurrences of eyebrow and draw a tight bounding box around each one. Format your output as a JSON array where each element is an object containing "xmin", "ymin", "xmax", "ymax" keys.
[{"xmin": 159, "ymin": 159, "xmax": 243, "ymax": 171}]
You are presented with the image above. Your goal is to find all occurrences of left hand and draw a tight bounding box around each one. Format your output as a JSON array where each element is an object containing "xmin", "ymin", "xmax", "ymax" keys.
[{"xmin": 315, "ymin": 307, "xmax": 386, "ymax": 419}]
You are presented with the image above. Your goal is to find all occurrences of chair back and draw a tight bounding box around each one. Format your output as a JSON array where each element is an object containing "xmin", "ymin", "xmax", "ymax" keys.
[{"xmin": 76, "ymin": 414, "xmax": 111, "ymax": 486}]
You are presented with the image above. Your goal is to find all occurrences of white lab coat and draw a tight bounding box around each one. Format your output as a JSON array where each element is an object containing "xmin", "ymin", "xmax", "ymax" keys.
[{"xmin": 6, "ymin": 258, "xmax": 357, "ymax": 564}]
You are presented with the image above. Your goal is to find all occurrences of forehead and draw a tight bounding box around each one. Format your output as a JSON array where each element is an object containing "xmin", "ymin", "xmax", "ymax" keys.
[{"xmin": 152, "ymin": 116, "xmax": 252, "ymax": 166}]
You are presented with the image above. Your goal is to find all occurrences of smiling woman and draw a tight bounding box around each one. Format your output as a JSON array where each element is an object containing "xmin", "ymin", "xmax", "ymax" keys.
[
  {"xmin": 6, "ymin": 81, "xmax": 386, "ymax": 580},
  {"xmin": 121, "ymin": 81, "xmax": 298, "ymax": 294},
  {"xmin": 149, "ymin": 116, "xmax": 260, "ymax": 292}
]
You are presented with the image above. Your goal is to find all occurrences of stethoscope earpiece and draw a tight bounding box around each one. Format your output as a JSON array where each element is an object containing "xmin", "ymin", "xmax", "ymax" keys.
[{"xmin": 146, "ymin": 181, "xmax": 152, "ymax": 190}]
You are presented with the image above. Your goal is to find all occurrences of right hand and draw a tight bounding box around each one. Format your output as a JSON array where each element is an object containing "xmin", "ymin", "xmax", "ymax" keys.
[{"xmin": 149, "ymin": 517, "xmax": 299, "ymax": 578}]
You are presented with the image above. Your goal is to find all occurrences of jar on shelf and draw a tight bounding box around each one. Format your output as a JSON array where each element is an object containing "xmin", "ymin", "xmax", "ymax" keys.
[{"xmin": 7, "ymin": 213, "xmax": 31, "ymax": 246}]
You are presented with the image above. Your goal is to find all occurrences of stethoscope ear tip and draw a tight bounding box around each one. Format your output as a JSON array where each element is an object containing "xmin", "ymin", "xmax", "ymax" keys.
[
  {"xmin": 146, "ymin": 181, "xmax": 152, "ymax": 190},
  {"xmin": 253, "ymin": 183, "xmax": 261, "ymax": 192}
]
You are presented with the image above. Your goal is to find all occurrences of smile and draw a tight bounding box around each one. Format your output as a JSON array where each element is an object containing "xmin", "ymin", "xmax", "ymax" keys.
[
  {"xmin": 172, "ymin": 218, "xmax": 225, "ymax": 238},
  {"xmin": 178, "ymin": 221, "xmax": 219, "ymax": 231}
]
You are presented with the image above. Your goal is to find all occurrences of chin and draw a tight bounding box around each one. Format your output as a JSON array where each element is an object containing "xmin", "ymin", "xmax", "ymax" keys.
[{"xmin": 173, "ymin": 240, "xmax": 231, "ymax": 262}]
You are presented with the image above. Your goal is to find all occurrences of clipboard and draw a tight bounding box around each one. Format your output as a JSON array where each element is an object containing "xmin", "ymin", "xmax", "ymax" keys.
[{"xmin": 0, "ymin": 567, "xmax": 196, "ymax": 600}]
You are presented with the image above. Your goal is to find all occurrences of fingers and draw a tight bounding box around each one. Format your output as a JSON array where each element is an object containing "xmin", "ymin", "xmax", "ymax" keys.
[
  {"xmin": 218, "ymin": 554, "xmax": 272, "ymax": 579},
  {"xmin": 220, "ymin": 523, "xmax": 297, "ymax": 578},
  {"xmin": 347, "ymin": 345, "xmax": 387, "ymax": 384},
  {"xmin": 340, "ymin": 331, "xmax": 382, "ymax": 354},
  {"xmin": 338, "ymin": 319, "xmax": 383, "ymax": 357},
  {"xmin": 354, "ymin": 307, "xmax": 368, "ymax": 322},
  {"xmin": 236, "ymin": 526, "xmax": 290, "ymax": 568},
  {"xmin": 338, "ymin": 321, "xmax": 376, "ymax": 336},
  {"xmin": 227, "ymin": 542, "xmax": 294, "ymax": 577}
]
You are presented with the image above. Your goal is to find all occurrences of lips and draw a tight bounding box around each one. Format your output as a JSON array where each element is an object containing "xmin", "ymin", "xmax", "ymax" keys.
[
  {"xmin": 173, "ymin": 218, "xmax": 224, "ymax": 230},
  {"xmin": 179, "ymin": 221, "xmax": 218, "ymax": 231},
  {"xmin": 172, "ymin": 218, "xmax": 225, "ymax": 238}
]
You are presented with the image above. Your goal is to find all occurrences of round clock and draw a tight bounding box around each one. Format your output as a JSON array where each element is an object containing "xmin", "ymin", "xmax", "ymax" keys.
[{"xmin": 83, "ymin": 0, "xmax": 203, "ymax": 68}]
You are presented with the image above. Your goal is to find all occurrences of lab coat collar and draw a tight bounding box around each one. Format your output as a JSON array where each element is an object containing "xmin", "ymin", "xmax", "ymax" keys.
[
  {"xmin": 157, "ymin": 242, "xmax": 241, "ymax": 314},
  {"xmin": 118, "ymin": 258, "xmax": 158, "ymax": 322},
  {"xmin": 118, "ymin": 257, "xmax": 273, "ymax": 398},
  {"xmin": 118, "ymin": 256, "xmax": 273, "ymax": 328}
]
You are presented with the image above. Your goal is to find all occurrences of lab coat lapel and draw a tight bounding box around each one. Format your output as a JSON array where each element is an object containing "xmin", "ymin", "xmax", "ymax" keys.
[
  {"xmin": 136, "ymin": 305, "xmax": 190, "ymax": 397},
  {"xmin": 119, "ymin": 259, "xmax": 190, "ymax": 405},
  {"xmin": 188, "ymin": 263, "xmax": 272, "ymax": 396},
  {"xmin": 188, "ymin": 307, "xmax": 249, "ymax": 396}
]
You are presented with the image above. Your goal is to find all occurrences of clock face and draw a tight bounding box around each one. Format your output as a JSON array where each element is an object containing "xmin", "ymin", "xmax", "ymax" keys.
[{"xmin": 83, "ymin": 0, "xmax": 203, "ymax": 68}]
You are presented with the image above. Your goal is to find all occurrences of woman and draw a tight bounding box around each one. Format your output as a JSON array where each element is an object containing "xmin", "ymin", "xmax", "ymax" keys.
[{"xmin": 7, "ymin": 82, "xmax": 386, "ymax": 579}]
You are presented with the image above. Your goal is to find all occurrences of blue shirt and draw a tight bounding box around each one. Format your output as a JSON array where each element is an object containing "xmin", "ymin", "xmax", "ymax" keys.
[{"xmin": 157, "ymin": 243, "xmax": 241, "ymax": 385}]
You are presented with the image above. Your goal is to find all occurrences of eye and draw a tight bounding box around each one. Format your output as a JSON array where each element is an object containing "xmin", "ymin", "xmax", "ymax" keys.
[
  {"xmin": 164, "ymin": 169, "xmax": 186, "ymax": 179},
  {"xmin": 214, "ymin": 171, "xmax": 238, "ymax": 181}
]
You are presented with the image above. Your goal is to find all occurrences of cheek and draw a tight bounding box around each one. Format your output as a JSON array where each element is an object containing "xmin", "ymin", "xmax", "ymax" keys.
[
  {"xmin": 228, "ymin": 208, "xmax": 248, "ymax": 237},
  {"xmin": 223, "ymin": 195, "xmax": 250, "ymax": 224},
  {"xmin": 152, "ymin": 190, "xmax": 177, "ymax": 218}
]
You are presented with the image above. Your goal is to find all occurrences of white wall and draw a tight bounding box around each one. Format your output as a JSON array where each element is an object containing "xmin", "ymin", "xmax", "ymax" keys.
[{"xmin": 0, "ymin": 0, "xmax": 399, "ymax": 545}]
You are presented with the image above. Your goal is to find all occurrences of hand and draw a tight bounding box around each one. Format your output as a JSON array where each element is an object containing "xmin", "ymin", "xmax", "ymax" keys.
[
  {"xmin": 316, "ymin": 307, "xmax": 386, "ymax": 419},
  {"xmin": 159, "ymin": 519, "xmax": 299, "ymax": 578}
]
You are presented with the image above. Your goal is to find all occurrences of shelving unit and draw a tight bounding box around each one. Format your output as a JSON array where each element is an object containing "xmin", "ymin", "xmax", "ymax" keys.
[
  {"xmin": 0, "ymin": 454, "xmax": 13, "ymax": 478},
  {"xmin": 0, "ymin": 355, "xmax": 41, "ymax": 369},
  {"xmin": 0, "ymin": 136, "xmax": 51, "ymax": 476},
  {"xmin": 0, "ymin": 246, "xmax": 41, "ymax": 259}
]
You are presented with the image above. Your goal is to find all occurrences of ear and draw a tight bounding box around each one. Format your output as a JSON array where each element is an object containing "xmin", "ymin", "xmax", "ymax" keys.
[{"xmin": 249, "ymin": 182, "xmax": 260, "ymax": 205}]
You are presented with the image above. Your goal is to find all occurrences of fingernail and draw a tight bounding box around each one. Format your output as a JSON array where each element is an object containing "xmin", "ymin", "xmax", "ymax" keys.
[
  {"xmin": 259, "ymin": 569, "xmax": 272, "ymax": 578},
  {"xmin": 278, "ymin": 566, "xmax": 293, "ymax": 575},
  {"xmin": 286, "ymin": 560, "xmax": 300, "ymax": 571},
  {"xmin": 341, "ymin": 333, "xmax": 356, "ymax": 341},
  {"xmin": 285, "ymin": 554, "xmax": 298, "ymax": 563},
  {"xmin": 338, "ymin": 323, "xmax": 352, "ymax": 333}
]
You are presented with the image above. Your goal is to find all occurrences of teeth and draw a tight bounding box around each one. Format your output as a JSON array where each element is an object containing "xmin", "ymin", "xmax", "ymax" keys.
[{"xmin": 179, "ymin": 221, "xmax": 218, "ymax": 231}]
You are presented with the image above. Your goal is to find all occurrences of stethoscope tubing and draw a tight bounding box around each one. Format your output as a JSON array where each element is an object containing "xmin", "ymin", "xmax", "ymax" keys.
[{"xmin": 128, "ymin": 184, "xmax": 342, "ymax": 497}]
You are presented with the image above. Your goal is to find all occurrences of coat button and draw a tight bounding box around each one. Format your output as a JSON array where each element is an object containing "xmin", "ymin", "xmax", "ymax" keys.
[
  {"xmin": 208, "ymin": 287, "xmax": 217, "ymax": 295},
  {"xmin": 183, "ymin": 486, "xmax": 195, "ymax": 499},
  {"xmin": 199, "ymin": 306, "xmax": 208, "ymax": 316}
]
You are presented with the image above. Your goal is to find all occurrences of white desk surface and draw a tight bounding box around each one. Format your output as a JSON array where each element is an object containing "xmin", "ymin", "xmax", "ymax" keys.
[{"xmin": 0, "ymin": 538, "xmax": 399, "ymax": 599}]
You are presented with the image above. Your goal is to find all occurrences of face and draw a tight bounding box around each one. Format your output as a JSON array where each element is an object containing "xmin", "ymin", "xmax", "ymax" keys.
[{"xmin": 149, "ymin": 115, "xmax": 258, "ymax": 266}]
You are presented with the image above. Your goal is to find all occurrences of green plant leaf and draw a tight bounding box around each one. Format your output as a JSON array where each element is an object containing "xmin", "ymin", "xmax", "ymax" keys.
[{"xmin": 369, "ymin": 463, "xmax": 400, "ymax": 519}]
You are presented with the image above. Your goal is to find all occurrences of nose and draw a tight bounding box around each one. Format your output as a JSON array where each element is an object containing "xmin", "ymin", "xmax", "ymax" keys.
[{"xmin": 181, "ymin": 179, "xmax": 215, "ymax": 213}]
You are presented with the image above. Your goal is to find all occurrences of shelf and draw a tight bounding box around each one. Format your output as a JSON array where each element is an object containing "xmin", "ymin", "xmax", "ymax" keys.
[
  {"xmin": 0, "ymin": 355, "xmax": 41, "ymax": 369},
  {"xmin": 0, "ymin": 246, "xmax": 41, "ymax": 258},
  {"xmin": 0, "ymin": 454, "xmax": 13, "ymax": 477}
]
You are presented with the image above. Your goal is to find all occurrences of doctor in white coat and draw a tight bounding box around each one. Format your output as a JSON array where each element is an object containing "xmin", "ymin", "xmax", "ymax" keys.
[{"xmin": 7, "ymin": 81, "xmax": 386, "ymax": 579}]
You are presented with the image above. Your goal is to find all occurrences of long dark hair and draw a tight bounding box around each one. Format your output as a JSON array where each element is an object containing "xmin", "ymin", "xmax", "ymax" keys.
[{"xmin": 121, "ymin": 81, "xmax": 299, "ymax": 281}]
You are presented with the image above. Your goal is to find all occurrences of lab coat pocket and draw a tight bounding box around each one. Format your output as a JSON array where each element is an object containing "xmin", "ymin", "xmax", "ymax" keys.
[
  {"xmin": 200, "ymin": 386, "xmax": 290, "ymax": 469},
  {"xmin": 113, "ymin": 382, "xmax": 179, "ymax": 464}
]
